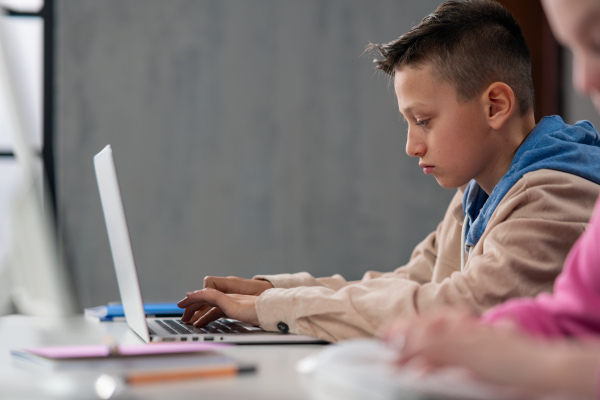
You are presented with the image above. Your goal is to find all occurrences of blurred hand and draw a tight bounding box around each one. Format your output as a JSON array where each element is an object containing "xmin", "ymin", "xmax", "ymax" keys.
[
  {"xmin": 380, "ymin": 310, "xmax": 600, "ymax": 396},
  {"xmin": 382, "ymin": 310, "xmax": 535, "ymax": 375}
]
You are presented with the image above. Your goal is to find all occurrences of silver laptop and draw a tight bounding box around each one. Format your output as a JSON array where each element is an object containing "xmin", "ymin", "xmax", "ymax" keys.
[{"xmin": 94, "ymin": 145, "xmax": 326, "ymax": 344}]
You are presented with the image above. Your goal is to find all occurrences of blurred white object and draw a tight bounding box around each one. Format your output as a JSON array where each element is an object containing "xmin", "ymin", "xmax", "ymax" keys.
[
  {"xmin": 297, "ymin": 338, "xmax": 528, "ymax": 400},
  {"xmin": 0, "ymin": 6, "xmax": 78, "ymax": 316},
  {"xmin": 6, "ymin": 176, "xmax": 78, "ymax": 316},
  {"xmin": 1, "ymin": 373, "xmax": 125, "ymax": 400},
  {"xmin": 0, "ymin": 13, "xmax": 43, "ymax": 290},
  {"xmin": 0, "ymin": 15, "xmax": 43, "ymax": 149},
  {"xmin": 0, "ymin": 0, "xmax": 43, "ymax": 13}
]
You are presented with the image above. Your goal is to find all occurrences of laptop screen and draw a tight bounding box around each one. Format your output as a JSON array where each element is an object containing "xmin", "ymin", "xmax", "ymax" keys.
[{"xmin": 94, "ymin": 145, "xmax": 151, "ymax": 342}]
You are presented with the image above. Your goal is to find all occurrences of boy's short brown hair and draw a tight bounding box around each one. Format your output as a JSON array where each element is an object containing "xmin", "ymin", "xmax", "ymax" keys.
[{"xmin": 369, "ymin": 0, "xmax": 534, "ymax": 115}]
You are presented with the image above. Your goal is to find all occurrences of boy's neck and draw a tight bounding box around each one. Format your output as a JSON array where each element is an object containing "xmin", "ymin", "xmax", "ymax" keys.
[
  {"xmin": 515, "ymin": 111, "xmax": 537, "ymax": 152},
  {"xmin": 478, "ymin": 111, "xmax": 536, "ymax": 195},
  {"xmin": 514, "ymin": 111, "xmax": 536, "ymax": 146}
]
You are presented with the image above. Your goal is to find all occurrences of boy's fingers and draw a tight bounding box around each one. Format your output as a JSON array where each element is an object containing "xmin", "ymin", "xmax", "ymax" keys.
[
  {"xmin": 179, "ymin": 289, "xmax": 223, "ymax": 322},
  {"xmin": 193, "ymin": 307, "xmax": 225, "ymax": 327},
  {"xmin": 187, "ymin": 306, "xmax": 216, "ymax": 325},
  {"xmin": 181, "ymin": 303, "xmax": 211, "ymax": 323},
  {"xmin": 204, "ymin": 276, "xmax": 250, "ymax": 294},
  {"xmin": 179, "ymin": 289, "xmax": 259, "ymax": 327},
  {"xmin": 182, "ymin": 287, "xmax": 220, "ymax": 302},
  {"xmin": 204, "ymin": 276, "xmax": 273, "ymax": 296},
  {"xmin": 204, "ymin": 276, "xmax": 233, "ymax": 291},
  {"xmin": 186, "ymin": 288, "xmax": 230, "ymax": 313},
  {"xmin": 177, "ymin": 296, "xmax": 191, "ymax": 308},
  {"xmin": 177, "ymin": 290, "xmax": 208, "ymax": 308}
]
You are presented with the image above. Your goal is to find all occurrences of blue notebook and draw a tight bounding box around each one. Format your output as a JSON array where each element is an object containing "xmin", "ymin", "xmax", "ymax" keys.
[{"xmin": 85, "ymin": 302, "xmax": 183, "ymax": 321}]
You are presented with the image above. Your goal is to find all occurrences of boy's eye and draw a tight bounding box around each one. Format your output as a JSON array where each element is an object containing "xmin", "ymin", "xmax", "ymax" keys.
[{"xmin": 416, "ymin": 119, "xmax": 429, "ymax": 127}]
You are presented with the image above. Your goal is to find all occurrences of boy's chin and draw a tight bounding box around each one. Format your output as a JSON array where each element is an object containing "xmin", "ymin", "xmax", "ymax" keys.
[{"xmin": 434, "ymin": 177, "xmax": 463, "ymax": 190}]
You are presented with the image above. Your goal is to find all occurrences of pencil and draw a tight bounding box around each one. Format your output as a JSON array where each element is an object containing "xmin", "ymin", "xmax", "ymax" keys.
[{"xmin": 125, "ymin": 365, "xmax": 256, "ymax": 385}]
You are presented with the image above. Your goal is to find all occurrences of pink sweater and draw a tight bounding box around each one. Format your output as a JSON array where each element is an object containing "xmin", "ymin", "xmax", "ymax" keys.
[{"xmin": 482, "ymin": 195, "xmax": 600, "ymax": 338}]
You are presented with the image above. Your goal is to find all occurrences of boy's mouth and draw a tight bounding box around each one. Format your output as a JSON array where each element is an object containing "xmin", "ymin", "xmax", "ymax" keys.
[{"xmin": 419, "ymin": 163, "xmax": 435, "ymax": 175}]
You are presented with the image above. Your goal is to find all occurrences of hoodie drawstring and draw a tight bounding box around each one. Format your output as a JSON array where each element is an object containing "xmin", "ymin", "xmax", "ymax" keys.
[{"xmin": 461, "ymin": 214, "xmax": 469, "ymax": 272}]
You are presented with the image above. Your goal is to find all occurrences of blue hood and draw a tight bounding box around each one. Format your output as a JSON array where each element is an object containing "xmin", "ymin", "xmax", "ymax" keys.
[{"xmin": 463, "ymin": 115, "xmax": 600, "ymax": 252}]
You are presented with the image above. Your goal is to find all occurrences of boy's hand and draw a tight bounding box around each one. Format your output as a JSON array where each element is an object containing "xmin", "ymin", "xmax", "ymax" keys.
[
  {"xmin": 178, "ymin": 276, "xmax": 273, "ymax": 328},
  {"xmin": 203, "ymin": 276, "xmax": 274, "ymax": 295},
  {"xmin": 178, "ymin": 289, "xmax": 260, "ymax": 327}
]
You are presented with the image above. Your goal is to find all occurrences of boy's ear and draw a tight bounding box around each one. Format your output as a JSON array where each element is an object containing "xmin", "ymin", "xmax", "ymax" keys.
[{"xmin": 483, "ymin": 82, "xmax": 515, "ymax": 129}]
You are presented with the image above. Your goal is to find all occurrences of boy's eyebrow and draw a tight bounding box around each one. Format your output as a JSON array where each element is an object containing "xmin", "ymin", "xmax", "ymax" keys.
[{"xmin": 399, "ymin": 102, "xmax": 427, "ymax": 118}]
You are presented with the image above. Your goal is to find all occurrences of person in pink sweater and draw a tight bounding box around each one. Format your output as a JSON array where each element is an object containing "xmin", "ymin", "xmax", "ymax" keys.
[{"xmin": 383, "ymin": 0, "xmax": 600, "ymax": 398}]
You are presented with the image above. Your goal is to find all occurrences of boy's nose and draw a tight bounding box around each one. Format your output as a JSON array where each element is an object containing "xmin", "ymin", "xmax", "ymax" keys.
[{"xmin": 405, "ymin": 128, "xmax": 426, "ymax": 157}]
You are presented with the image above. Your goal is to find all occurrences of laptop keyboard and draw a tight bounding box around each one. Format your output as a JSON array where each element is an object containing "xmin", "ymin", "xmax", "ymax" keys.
[{"xmin": 156, "ymin": 318, "xmax": 254, "ymax": 335}]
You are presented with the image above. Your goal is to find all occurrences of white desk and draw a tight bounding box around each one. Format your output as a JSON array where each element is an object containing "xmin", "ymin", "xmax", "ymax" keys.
[{"xmin": 0, "ymin": 315, "xmax": 327, "ymax": 400}]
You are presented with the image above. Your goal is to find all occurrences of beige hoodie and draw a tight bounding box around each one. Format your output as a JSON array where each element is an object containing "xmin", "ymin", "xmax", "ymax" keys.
[{"xmin": 254, "ymin": 169, "xmax": 600, "ymax": 342}]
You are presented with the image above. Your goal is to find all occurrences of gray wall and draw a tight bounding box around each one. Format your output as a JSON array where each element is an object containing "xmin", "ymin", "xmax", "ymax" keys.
[{"xmin": 55, "ymin": 0, "xmax": 453, "ymax": 308}]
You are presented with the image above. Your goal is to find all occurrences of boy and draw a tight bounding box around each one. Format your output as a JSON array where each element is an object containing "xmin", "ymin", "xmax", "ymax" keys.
[{"xmin": 178, "ymin": 0, "xmax": 600, "ymax": 342}]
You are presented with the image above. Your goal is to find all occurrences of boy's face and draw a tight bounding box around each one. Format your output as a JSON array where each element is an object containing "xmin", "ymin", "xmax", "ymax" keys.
[
  {"xmin": 394, "ymin": 65, "xmax": 495, "ymax": 191},
  {"xmin": 543, "ymin": 0, "xmax": 600, "ymax": 113}
]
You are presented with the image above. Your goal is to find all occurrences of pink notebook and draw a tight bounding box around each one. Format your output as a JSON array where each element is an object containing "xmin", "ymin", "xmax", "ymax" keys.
[{"xmin": 11, "ymin": 342, "xmax": 234, "ymax": 370}]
